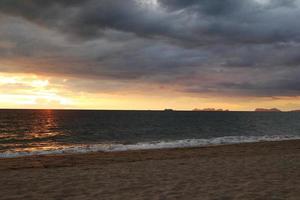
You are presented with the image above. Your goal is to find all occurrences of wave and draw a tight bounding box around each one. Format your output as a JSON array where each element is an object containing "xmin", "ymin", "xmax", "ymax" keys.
[{"xmin": 1, "ymin": 135, "xmax": 300, "ymax": 158}]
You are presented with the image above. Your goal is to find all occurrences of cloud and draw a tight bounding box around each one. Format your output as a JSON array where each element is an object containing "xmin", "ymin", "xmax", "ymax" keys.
[
  {"xmin": 0, "ymin": 0, "xmax": 300, "ymax": 98},
  {"xmin": 3, "ymin": 0, "xmax": 299, "ymax": 45}
]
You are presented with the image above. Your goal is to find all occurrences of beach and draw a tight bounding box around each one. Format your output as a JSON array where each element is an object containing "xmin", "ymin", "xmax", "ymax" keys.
[{"xmin": 0, "ymin": 140, "xmax": 299, "ymax": 200}]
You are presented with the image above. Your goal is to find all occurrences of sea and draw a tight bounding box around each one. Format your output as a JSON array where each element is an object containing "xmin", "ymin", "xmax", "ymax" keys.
[{"xmin": 1, "ymin": 109, "xmax": 300, "ymax": 158}]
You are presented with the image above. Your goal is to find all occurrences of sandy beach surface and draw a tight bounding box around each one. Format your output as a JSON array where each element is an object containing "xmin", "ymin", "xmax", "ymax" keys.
[{"xmin": 0, "ymin": 140, "xmax": 299, "ymax": 200}]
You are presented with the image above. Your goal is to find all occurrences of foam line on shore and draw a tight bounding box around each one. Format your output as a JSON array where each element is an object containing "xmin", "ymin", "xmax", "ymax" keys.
[{"xmin": 1, "ymin": 135, "xmax": 300, "ymax": 158}]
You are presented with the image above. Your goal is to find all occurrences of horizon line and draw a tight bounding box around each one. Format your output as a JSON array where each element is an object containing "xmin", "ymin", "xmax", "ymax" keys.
[{"xmin": 0, "ymin": 108, "xmax": 299, "ymax": 112}]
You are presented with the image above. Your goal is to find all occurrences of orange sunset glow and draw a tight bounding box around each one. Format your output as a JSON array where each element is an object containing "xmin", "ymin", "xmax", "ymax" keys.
[{"xmin": 1, "ymin": 71, "xmax": 300, "ymax": 111}]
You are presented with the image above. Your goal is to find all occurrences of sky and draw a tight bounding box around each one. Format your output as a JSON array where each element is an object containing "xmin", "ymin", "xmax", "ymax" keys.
[{"xmin": 0, "ymin": 0, "xmax": 300, "ymax": 111}]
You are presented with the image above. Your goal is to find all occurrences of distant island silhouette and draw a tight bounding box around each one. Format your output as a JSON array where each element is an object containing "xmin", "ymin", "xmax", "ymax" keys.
[
  {"xmin": 164, "ymin": 109, "xmax": 174, "ymax": 112},
  {"xmin": 193, "ymin": 108, "xmax": 229, "ymax": 112},
  {"xmin": 254, "ymin": 108, "xmax": 281, "ymax": 112}
]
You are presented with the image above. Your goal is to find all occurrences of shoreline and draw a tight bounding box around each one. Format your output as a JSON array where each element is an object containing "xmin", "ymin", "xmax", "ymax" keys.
[
  {"xmin": 1, "ymin": 140, "xmax": 299, "ymax": 199},
  {"xmin": 1, "ymin": 139, "xmax": 299, "ymax": 170},
  {"xmin": 1, "ymin": 135, "xmax": 299, "ymax": 159}
]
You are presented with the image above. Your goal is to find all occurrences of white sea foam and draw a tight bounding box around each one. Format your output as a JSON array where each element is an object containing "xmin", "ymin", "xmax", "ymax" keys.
[{"xmin": 1, "ymin": 135, "xmax": 300, "ymax": 158}]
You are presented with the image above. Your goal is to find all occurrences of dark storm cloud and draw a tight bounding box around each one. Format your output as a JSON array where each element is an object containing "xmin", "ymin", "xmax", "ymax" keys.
[
  {"xmin": 219, "ymin": 78, "xmax": 300, "ymax": 97},
  {"xmin": 160, "ymin": 0, "xmax": 245, "ymax": 15},
  {"xmin": 0, "ymin": 0, "xmax": 170, "ymax": 40},
  {"xmin": 0, "ymin": 0, "xmax": 300, "ymax": 97},
  {"xmin": 3, "ymin": 0, "xmax": 299, "ymax": 45}
]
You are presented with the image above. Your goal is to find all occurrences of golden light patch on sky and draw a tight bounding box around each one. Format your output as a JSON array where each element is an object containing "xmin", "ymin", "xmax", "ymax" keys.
[
  {"xmin": 31, "ymin": 80, "xmax": 49, "ymax": 88},
  {"xmin": 0, "ymin": 73, "xmax": 73, "ymax": 108},
  {"xmin": 0, "ymin": 72, "xmax": 300, "ymax": 111},
  {"xmin": 64, "ymin": 92, "xmax": 300, "ymax": 111}
]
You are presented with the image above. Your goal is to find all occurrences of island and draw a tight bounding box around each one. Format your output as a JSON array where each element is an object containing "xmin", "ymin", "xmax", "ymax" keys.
[
  {"xmin": 254, "ymin": 108, "xmax": 281, "ymax": 112},
  {"xmin": 193, "ymin": 108, "xmax": 229, "ymax": 112}
]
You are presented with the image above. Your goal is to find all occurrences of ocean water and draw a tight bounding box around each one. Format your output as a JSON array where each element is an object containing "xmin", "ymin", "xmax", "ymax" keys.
[{"xmin": 0, "ymin": 109, "xmax": 300, "ymax": 157}]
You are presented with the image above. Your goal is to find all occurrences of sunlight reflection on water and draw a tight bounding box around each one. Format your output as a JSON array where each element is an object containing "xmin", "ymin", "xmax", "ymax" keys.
[{"xmin": 0, "ymin": 110, "xmax": 67, "ymax": 152}]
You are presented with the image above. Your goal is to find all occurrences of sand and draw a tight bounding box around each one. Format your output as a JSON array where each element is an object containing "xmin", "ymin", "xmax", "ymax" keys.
[{"xmin": 0, "ymin": 140, "xmax": 299, "ymax": 200}]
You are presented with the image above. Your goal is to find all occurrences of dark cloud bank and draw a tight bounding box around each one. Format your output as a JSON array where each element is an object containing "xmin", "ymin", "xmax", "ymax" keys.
[{"xmin": 0, "ymin": 0, "xmax": 300, "ymax": 97}]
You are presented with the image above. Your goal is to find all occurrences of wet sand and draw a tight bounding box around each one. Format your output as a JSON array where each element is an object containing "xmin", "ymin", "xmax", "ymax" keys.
[{"xmin": 0, "ymin": 140, "xmax": 299, "ymax": 200}]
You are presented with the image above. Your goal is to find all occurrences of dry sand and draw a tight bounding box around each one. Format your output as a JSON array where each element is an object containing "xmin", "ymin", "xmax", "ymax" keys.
[{"xmin": 0, "ymin": 140, "xmax": 299, "ymax": 200}]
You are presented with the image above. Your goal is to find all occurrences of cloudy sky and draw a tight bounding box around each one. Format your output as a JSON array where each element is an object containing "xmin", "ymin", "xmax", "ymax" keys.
[{"xmin": 0, "ymin": 0, "xmax": 300, "ymax": 110}]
